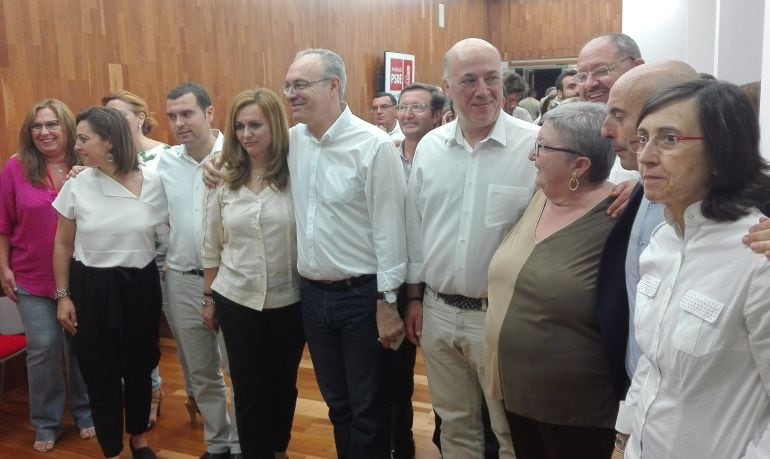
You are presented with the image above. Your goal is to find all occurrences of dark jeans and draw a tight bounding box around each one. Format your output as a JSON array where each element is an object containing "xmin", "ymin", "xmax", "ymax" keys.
[
  {"xmin": 388, "ymin": 289, "xmax": 416, "ymax": 458},
  {"xmin": 505, "ymin": 410, "xmax": 614, "ymax": 459},
  {"xmin": 214, "ymin": 294, "xmax": 305, "ymax": 458},
  {"xmin": 301, "ymin": 277, "xmax": 389, "ymax": 459},
  {"xmin": 70, "ymin": 260, "xmax": 161, "ymax": 457}
]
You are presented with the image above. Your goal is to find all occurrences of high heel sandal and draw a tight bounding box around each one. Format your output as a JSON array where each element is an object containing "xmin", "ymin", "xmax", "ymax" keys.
[
  {"xmin": 147, "ymin": 388, "xmax": 163, "ymax": 429},
  {"xmin": 185, "ymin": 395, "xmax": 200, "ymax": 425}
]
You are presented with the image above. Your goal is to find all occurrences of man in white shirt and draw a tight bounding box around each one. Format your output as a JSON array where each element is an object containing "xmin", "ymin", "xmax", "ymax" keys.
[
  {"xmin": 372, "ymin": 91, "xmax": 405, "ymax": 146},
  {"xmin": 404, "ymin": 38, "xmax": 539, "ymax": 459},
  {"xmin": 156, "ymin": 82, "xmax": 240, "ymax": 459},
  {"xmin": 284, "ymin": 48, "xmax": 407, "ymax": 458}
]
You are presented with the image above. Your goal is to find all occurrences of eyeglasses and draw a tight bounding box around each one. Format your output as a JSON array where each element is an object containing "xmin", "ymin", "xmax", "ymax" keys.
[
  {"xmin": 396, "ymin": 103, "xmax": 431, "ymax": 114},
  {"xmin": 631, "ymin": 133, "xmax": 704, "ymax": 152},
  {"xmin": 535, "ymin": 139, "xmax": 580, "ymax": 157},
  {"xmin": 575, "ymin": 57, "xmax": 633, "ymax": 84},
  {"xmin": 370, "ymin": 103, "xmax": 394, "ymax": 113},
  {"xmin": 30, "ymin": 121, "xmax": 61, "ymax": 132},
  {"xmin": 281, "ymin": 77, "xmax": 331, "ymax": 95},
  {"xmin": 457, "ymin": 74, "xmax": 501, "ymax": 90}
]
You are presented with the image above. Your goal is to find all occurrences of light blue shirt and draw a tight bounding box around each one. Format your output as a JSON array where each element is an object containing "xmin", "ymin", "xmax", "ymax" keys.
[{"xmin": 624, "ymin": 195, "xmax": 664, "ymax": 377}]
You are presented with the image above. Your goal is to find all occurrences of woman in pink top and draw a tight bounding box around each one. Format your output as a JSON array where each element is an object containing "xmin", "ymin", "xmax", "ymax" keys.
[{"xmin": 0, "ymin": 99, "xmax": 94, "ymax": 453}]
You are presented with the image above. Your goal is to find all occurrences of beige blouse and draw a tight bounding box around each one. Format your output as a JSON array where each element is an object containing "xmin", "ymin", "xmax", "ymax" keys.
[
  {"xmin": 201, "ymin": 182, "xmax": 299, "ymax": 311},
  {"xmin": 485, "ymin": 190, "xmax": 617, "ymax": 428}
]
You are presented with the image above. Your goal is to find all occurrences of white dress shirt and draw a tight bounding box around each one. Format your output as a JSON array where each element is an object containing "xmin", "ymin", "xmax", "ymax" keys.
[
  {"xmin": 388, "ymin": 121, "xmax": 405, "ymax": 147},
  {"xmin": 616, "ymin": 203, "xmax": 770, "ymax": 458},
  {"xmin": 201, "ymin": 183, "xmax": 300, "ymax": 311},
  {"xmin": 156, "ymin": 130, "xmax": 224, "ymax": 272},
  {"xmin": 52, "ymin": 166, "xmax": 168, "ymax": 268},
  {"xmin": 288, "ymin": 103, "xmax": 407, "ymax": 292},
  {"xmin": 405, "ymin": 111, "xmax": 538, "ymax": 298}
]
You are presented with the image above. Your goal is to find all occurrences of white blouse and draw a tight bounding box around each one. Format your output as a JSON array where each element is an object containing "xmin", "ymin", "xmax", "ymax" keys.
[
  {"xmin": 52, "ymin": 167, "xmax": 168, "ymax": 268},
  {"xmin": 616, "ymin": 203, "xmax": 770, "ymax": 458},
  {"xmin": 201, "ymin": 182, "xmax": 299, "ymax": 311}
]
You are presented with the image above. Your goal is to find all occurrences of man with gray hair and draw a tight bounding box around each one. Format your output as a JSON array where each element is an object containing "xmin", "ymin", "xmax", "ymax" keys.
[
  {"xmin": 283, "ymin": 48, "xmax": 407, "ymax": 458},
  {"xmin": 405, "ymin": 37, "xmax": 539, "ymax": 459},
  {"xmin": 576, "ymin": 33, "xmax": 644, "ymax": 104}
]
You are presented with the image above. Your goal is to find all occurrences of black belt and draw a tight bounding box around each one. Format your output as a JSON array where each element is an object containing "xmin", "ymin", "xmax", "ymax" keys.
[
  {"xmin": 302, "ymin": 274, "xmax": 376, "ymax": 292},
  {"xmin": 437, "ymin": 292, "xmax": 487, "ymax": 311},
  {"xmin": 184, "ymin": 268, "xmax": 204, "ymax": 277}
]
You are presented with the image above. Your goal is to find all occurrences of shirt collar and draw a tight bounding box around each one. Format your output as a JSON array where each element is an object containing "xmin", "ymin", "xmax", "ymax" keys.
[
  {"xmin": 177, "ymin": 129, "xmax": 223, "ymax": 163},
  {"xmin": 663, "ymin": 200, "xmax": 708, "ymax": 238},
  {"xmin": 445, "ymin": 110, "xmax": 507, "ymax": 149},
  {"xmin": 301, "ymin": 103, "xmax": 351, "ymax": 144}
]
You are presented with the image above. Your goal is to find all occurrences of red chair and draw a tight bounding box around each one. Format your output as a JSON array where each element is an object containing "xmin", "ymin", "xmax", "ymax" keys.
[{"xmin": 0, "ymin": 334, "xmax": 26, "ymax": 396}]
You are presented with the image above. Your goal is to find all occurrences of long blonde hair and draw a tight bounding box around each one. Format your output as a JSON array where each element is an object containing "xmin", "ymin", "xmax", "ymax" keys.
[{"xmin": 221, "ymin": 88, "xmax": 290, "ymax": 191}]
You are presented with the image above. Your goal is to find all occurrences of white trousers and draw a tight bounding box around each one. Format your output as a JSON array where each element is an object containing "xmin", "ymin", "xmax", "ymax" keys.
[
  {"xmin": 421, "ymin": 288, "xmax": 515, "ymax": 459},
  {"xmin": 166, "ymin": 269, "xmax": 239, "ymax": 454}
]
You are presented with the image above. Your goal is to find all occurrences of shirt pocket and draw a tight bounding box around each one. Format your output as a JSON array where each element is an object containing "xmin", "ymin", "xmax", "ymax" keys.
[
  {"xmin": 484, "ymin": 185, "xmax": 530, "ymax": 228},
  {"xmin": 322, "ymin": 165, "xmax": 357, "ymax": 203},
  {"xmin": 672, "ymin": 289, "xmax": 725, "ymax": 357},
  {"xmin": 634, "ymin": 274, "xmax": 660, "ymax": 348}
]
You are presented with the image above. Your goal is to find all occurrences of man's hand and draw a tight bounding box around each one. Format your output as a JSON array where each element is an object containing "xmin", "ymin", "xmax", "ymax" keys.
[
  {"xmin": 743, "ymin": 216, "xmax": 770, "ymax": 258},
  {"xmin": 607, "ymin": 179, "xmax": 637, "ymax": 218},
  {"xmin": 202, "ymin": 154, "xmax": 224, "ymax": 189},
  {"xmin": 404, "ymin": 299, "xmax": 423, "ymax": 346},
  {"xmin": 376, "ymin": 300, "xmax": 405, "ymax": 349},
  {"xmin": 57, "ymin": 297, "xmax": 78, "ymax": 335},
  {"xmin": 0, "ymin": 267, "xmax": 18, "ymax": 302}
]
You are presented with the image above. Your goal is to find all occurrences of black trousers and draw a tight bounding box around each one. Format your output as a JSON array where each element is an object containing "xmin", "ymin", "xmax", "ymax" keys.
[
  {"xmin": 70, "ymin": 260, "xmax": 161, "ymax": 457},
  {"xmin": 505, "ymin": 410, "xmax": 614, "ymax": 459},
  {"xmin": 387, "ymin": 288, "xmax": 416, "ymax": 458},
  {"xmin": 214, "ymin": 294, "xmax": 305, "ymax": 459}
]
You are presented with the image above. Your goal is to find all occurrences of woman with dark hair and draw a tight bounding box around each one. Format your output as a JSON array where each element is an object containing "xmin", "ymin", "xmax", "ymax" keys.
[
  {"xmin": 0, "ymin": 99, "xmax": 94, "ymax": 453},
  {"xmin": 485, "ymin": 102, "xmax": 619, "ymax": 458},
  {"xmin": 53, "ymin": 106, "xmax": 168, "ymax": 459},
  {"xmin": 202, "ymin": 88, "xmax": 304, "ymax": 459},
  {"xmin": 613, "ymin": 80, "xmax": 770, "ymax": 458}
]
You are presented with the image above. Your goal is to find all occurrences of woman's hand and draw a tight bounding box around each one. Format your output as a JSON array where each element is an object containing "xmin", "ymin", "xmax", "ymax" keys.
[
  {"xmin": 0, "ymin": 266, "xmax": 18, "ymax": 302},
  {"xmin": 201, "ymin": 302, "xmax": 218, "ymax": 331},
  {"xmin": 67, "ymin": 165, "xmax": 88, "ymax": 179},
  {"xmin": 57, "ymin": 297, "xmax": 78, "ymax": 335}
]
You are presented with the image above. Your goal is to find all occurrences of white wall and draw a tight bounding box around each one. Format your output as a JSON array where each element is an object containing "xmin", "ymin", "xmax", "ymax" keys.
[{"xmin": 623, "ymin": 0, "xmax": 768, "ymax": 160}]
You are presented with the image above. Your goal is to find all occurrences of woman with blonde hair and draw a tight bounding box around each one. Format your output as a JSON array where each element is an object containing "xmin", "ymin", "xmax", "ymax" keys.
[
  {"xmin": 202, "ymin": 88, "xmax": 304, "ymax": 459},
  {"xmin": 102, "ymin": 90, "xmax": 168, "ymax": 168},
  {"xmin": 0, "ymin": 99, "xmax": 94, "ymax": 453}
]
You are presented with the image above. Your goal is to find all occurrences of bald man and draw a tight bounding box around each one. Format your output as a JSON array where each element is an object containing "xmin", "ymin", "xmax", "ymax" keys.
[
  {"xmin": 404, "ymin": 38, "xmax": 538, "ymax": 459},
  {"xmin": 596, "ymin": 61, "xmax": 700, "ymax": 404}
]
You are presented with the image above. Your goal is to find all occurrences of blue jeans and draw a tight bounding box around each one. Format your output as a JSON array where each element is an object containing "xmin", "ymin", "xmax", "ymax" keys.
[
  {"xmin": 301, "ymin": 278, "xmax": 389, "ymax": 459},
  {"xmin": 16, "ymin": 287, "xmax": 93, "ymax": 442}
]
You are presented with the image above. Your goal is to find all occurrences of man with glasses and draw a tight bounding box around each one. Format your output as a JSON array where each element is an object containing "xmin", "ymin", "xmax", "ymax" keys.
[
  {"xmin": 404, "ymin": 38, "xmax": 539, "ymax": 459},
  {"xmin": 576, "ymin": 33, "xmax": 644, "ymax": 104},
  {"xmin": 284, "ymin": 48, "xmax": 407, "ymax": 458},
  {"xmin": 371, "ymin": 91, "xmax": 405, "ymax": 146}
]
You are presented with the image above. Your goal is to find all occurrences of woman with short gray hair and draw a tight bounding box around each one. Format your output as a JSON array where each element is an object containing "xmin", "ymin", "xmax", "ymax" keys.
[{"xmin": 485, "ymin": 102, "xmax": 619, "ymax": 458}]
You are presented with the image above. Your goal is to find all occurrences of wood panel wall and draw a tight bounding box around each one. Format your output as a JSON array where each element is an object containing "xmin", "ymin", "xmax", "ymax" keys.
[
  {"xmin": 0, "ymin": 0, "xmax": 620, "ymax": 163},
  {"xmin": 0, "ymin": 0, "xmax": 487, "ymax": 161},
  {"xmin": 487, "ymin": 0, "xmax": 622, "ymax": 62}
]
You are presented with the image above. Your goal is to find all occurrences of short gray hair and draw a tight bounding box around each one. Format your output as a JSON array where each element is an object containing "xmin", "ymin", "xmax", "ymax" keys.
[
  {"xmin": 542, "ymin": 102, "xmax": 614, "ymax": 183},
  {"xmin": 295, "ymin": 48, "xmax": 347, "ymax": 100},
  {"xmin": 600, "ymin": 32, "xmax": 642, "ymax": 59}
]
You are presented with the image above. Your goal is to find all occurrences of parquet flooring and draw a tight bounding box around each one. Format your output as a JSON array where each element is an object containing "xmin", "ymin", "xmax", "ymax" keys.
[{"xmin": 0, "ymin": 337, "xmax": 442, "ymax": 458}]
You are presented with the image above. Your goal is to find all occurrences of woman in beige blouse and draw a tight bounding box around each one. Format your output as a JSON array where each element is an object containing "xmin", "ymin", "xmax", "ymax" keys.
[
  {"xmin": 201, "ymin": 88, "xmax": 304, "ymax": 459},
  {"xmin": 485, "ymin": 102, "xmax": 618, "ymax": 458}
]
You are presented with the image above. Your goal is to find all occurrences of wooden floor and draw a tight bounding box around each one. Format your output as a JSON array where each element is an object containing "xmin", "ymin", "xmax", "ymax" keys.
[{"xmin": 0, "ymin": 337, "xmax": 442, "ymax": 458}]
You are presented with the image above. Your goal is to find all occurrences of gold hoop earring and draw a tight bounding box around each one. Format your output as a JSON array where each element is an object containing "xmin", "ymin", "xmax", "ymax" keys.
[{"xmin": 568, "ymin": 172, "xmax": 579, "ymax": 191}]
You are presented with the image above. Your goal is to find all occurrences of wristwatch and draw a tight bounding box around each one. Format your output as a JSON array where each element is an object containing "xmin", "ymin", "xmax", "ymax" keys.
[
  {"xmin": 614, "ymin": 433, "xmax": 628, "ymax": 453},
  {"xmin": 378, "ymin": 290, "xmax": 398, "ymax": 304}
]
